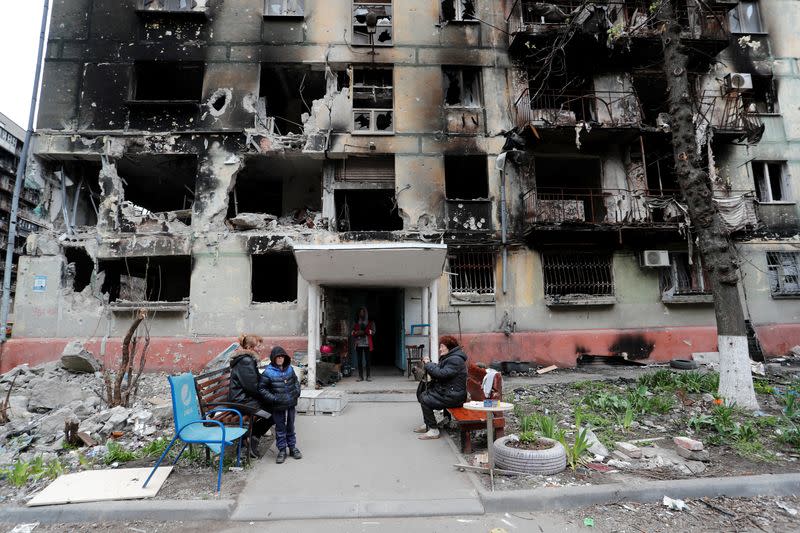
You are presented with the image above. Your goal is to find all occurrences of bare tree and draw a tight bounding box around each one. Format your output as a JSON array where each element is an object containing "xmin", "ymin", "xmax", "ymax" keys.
[
  {"xmin": 103, "ymin": 309, "xmax": 151, "ymax": 408},
  {"xmin": 658, "ymin": 0, "xmax": 757, "ymax": 409}
]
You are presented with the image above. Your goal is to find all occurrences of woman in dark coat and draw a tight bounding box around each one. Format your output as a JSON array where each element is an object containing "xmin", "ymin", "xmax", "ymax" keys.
[
  {"xmin": 415, "ymin": 335, "xmax": 468, "ymax": 440},
  {"xmin": 228, "ymin": 334, "xmax": 273, "ymax": 457}
]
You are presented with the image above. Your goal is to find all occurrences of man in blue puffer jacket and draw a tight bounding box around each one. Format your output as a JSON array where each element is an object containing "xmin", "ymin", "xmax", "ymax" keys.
[{"xmin": 259, "ymin": 346, "xmax": 302, "ymax": 464}]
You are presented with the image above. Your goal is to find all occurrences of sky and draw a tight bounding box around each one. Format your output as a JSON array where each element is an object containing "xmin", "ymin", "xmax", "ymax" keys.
[{"xmin": 0, "ymin": 0, "xmax": 51, "ymax": 130}]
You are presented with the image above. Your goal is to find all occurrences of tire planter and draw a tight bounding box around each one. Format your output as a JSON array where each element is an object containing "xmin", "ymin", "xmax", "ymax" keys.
[
  {"xmin": 670, "ymin": 358, "xmax": 699, "ymax": 370},
  {"xmin": 493, "ymin": 435, "xmax": 567, "ymax": 475}
]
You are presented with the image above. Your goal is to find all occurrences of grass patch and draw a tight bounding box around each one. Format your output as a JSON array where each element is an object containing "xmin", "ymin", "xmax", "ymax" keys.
[
  {"xmin": 1, "ymin": 456, "xmax": 64, "ymax": 488},
  {"xmin": 637, "ymin": 369, "xmax": 718, "ymax": 394},
  {"xmin": 105, "ymin": 441, "xmax": 137, "ymax": 465}
]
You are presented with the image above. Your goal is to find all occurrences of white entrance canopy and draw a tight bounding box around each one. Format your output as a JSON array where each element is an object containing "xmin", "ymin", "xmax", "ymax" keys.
[
  {"xmin": 293, "ymin": 242, "xmax": 447, "ymax": 388},
  {"xmin": 293, "ymin": 242, "xmax": 448, "ymax": 287}
]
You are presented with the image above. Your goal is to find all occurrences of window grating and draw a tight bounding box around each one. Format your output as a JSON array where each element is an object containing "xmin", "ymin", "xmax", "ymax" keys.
[
  {"xmin": 542, "ymin": 253, "xmax": 614, "ymax": 297},
  {"xmin": 660, "ymin": 252, "xmax": 711, "ymax": 296},
  {"xmin": 449, "ymin": 249, "xmax": 496, "ymax": 302},
  {"xmin": 767, "ymin": 252, "xmax": 800, "ymax": 297}
]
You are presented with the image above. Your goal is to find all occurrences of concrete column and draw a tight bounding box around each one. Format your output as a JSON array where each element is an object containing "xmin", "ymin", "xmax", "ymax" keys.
[
  {"xmin": 421, "ymin": 285, "xmax": 430, "ymax": 357},
  {"xmin": 429, "ymin": 278, "xmax": 439, "ymax": 363},
  {"xmin": 306, "ymin": 283, "xmax": 320, "ymax": 389}
]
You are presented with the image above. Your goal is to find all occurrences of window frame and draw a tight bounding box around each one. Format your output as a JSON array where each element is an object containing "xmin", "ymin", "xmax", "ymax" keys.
[
  {"xmin": 442, "ymin": 0, "xmax": 479, "ymax": 23},
  {"xmin": 728, "ymin": 0, "xmax": 765, "ymax": 34},
  {"xmin": 752, "ymin": 161, "xmax": 793, "ymax": 204},
  {"xmin": 447, "ymin": 248, "xmax": 496, "ymax": 305},
  {"xmin": 442, "ymin": 67, "xmax": 483, "ymax": 109},
  {"xmin": 352, "ymin": 1, "xmax": 394, "ymax": 48},
  {"xmin": 350, "ymin": 66, "xmax": 395, "ymax": 135},
  {"xmin": 541, "ymin": 251, "xmax": 616, "ymax": 306},
  {"xmin": 660, "ymin": 251, "xmax": 714, "ymax": 303},
  {"xmin": 263, "ymin": 0, "xmax": 305, "ymax": 18},
  {"xmin": 766, "ymin": 251, "xmax": 800, "ymax": 298},
  {"xmin": 136, "ymin": 0, "xmax": 205, "ymax": 14}
]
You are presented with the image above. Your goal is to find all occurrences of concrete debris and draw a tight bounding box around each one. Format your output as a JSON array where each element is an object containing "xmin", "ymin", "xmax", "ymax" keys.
[
  {"xmin": 777, "ymin": 501, "xmax": 799, "ymax": 517},
  {"xmin": 60, "ymin": 340, "xmax": 101, "ymax": 373},
  {"xmin": 36, "ymin": 408, "xmax": 78, "ymax": 441},
  {"xmin": 614, "ymin": 441, "xmax": 642, "ymax": 459},
  {"xmin": 584, "ymin": 428, "xmax": 610, "ymax": 457},
  {"xmin": 790, "ymin": 346, "xmax": 800, "ymax": 358},
  {"xmin": 228, "ymin": 212, "xmax": 277, "ymax": 230},
  {"xmin": 663, "ymin": 496, "xmax": 689, "ymax": 511},
  {"xmin": 676, "ymin": 446, "xmax": 710, "ymax": 462},
  {"xmin": 674, "ymin": 436, "xmax": 704, "ymax": 451},
  {"xmin": 8, "ymin": 524, "xmax": 39, "ymax": 533}
]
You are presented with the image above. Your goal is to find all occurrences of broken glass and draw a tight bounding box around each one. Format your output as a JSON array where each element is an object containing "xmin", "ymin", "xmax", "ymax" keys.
[
  {"xmin": 443, "ymin": 68, "xmax": 481, "ymax": 108},
  {"xmin": 728, "ymin": 1, "xmax": 763, "ymax": 33}
]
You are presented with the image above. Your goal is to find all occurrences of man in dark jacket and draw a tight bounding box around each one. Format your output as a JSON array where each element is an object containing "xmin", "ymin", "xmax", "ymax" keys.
[
  {"xmin": 415, "ymin": 335, "xmax": 468, "ymax": 440},
  {"xmin": 259, "ymin": 346, "xmax": 302, "ymax": 463},
  {"xmin": 229, "ymin": 335, "xmax": 274, "ymax": 458}
]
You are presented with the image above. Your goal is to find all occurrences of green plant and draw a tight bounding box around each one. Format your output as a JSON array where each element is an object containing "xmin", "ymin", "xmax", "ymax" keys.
[
  {"xmin": 638, "ymin": 369, "xmax": 678, "ymax": 390},
  {"xmin": 560, "ymin": 428, "xmax": 591, "ymax": 470},
  {"xmin": 43, "ymin": 458, "xmax": 64, "ymax": 480},
  {"xmin": 139, "ymin": 437, "xmax": 173, "ymax": 459},
  {"xmin": 619, "ymin": 405, "xmax": 635, "ymax": 431},
  {"xmin": 782, "ymin": 394, "xmax": 800, "ymax": 419},
  {"xmin": 519, "ymin": 431, "xmax": 538, "ymax": 445},
  {"xmin": 753, "ymin": 379, "xmax": 775, "ymax": 395},
  {"xmin": 1, "ymin": 456, "xmax": 64, "ymax": 488},
  {"xmin": 688, "ymin": 414, "xmax": 713, "ymax": 433},
  {"xmin": 534, "ymin": 413, "xmax": 564, "ymax": 441},
  {"xmin": 105, "ymin": 441, "xmax": 137, "ymax": 465},
  {"xmin": 736, "ymin": 421, "xmax": 758, "ymax": 443},
  {"xmin": 3, "ymin": 460, "xmax": 31, "ymax": 488},
  {"xmin": 777, "ymin": 425, "xmax": 800, "ymax": 448}
]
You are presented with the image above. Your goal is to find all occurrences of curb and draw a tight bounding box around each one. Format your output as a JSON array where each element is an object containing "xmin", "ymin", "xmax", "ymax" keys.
[
  {"xmin": 0, "ymin": 499, "xmax": 234, "ymax": 524},
  {"xmin": 478, "ymin": 473, "xmax": 800, "ymax": 513}
]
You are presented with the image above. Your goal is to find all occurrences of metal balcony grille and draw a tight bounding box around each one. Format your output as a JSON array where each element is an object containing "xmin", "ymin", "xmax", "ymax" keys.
[
  {"xmin": 542, "ymin": 253, "xmax": 614, "ymax": 297},
  {"xmin": 448, "ymin": 249, "xmax": 496, "ymax": 302},
  {"xmin": 767, "ymin": 252, "xmax": 800, "ymax": 297}
]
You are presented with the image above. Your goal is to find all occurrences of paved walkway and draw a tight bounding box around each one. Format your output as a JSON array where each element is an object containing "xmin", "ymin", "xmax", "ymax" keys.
[{"xmin": 231, "ymin": 402, "xmax": 483, "ymax": 520}]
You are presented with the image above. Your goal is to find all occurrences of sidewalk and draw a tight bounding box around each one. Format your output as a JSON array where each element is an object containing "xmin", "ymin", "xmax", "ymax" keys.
[{"xmin": 232, "ymin": 402, "xmax": 484, "ymax": 520}]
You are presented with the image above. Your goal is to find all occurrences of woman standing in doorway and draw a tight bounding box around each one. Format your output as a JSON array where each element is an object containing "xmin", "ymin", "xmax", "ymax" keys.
[{"xmin": 351, "ymin": 307, "xmax": 375, "ymax": 382}]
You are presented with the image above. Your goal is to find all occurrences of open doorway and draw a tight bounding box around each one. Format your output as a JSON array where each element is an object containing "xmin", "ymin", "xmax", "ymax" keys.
[{"xmin": 323, "ymin": 287, "xmax": 403, "ymax": 376}]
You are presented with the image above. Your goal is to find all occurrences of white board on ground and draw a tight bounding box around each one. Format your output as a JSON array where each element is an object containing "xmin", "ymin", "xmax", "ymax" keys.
[{"xmin": 26, "ymin": 467, "xmax": 173, "ymax": 507}]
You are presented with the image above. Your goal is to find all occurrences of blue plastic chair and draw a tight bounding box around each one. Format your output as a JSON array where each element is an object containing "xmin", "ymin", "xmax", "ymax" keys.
[{"xmin": 143, "ymin": 373, "xmax": 247, "ymax": 493}]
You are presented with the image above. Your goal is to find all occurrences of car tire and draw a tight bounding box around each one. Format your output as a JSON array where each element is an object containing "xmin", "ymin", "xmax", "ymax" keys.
[
  {"xmin": 670, "ymin": 358, "xmax": 699, "ymax": 370},
  {"xmin": 493, "ymin": 435, "xmax": 567, "ymax": 475}
]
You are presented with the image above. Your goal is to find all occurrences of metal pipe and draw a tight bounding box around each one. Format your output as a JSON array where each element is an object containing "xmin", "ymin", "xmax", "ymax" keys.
[
  {"xmin": 1, "ymin": 0, "xmax": 50, "ymax": 343},
  {"xmin": 500, "ymin": 154, "xmax": 509, "ymax": 294},
  {"xmin": 70, "ymin": 177, "xmax": 84, "ymax": 228}
]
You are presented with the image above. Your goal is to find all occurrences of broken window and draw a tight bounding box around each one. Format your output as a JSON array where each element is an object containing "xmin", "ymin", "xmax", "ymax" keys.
[
  {"xmin": 64, "ymin": 247, "xmax": 94, "ymax": 293},
  {"xmin": 752, "ymin": 161, "xmax": 790, "ymax": 203},
  {"xmin": 767, "ymin": 252, "xmax": 800, "ymax": 297},
  {"xmin": 117, "ymin": 155, "xmax": 197, "ymax": 221},
  {"xmin": 335, "ymin": 189, "xmax": 402, "ymax": 231},
  {"xmin": 227, "ymin": 157, "xmax": 322, "ymax": 224},
  {"xmin": 746, "ymin": 75, "xmax": 780, "ymax": 114},
  {"xmin": 131, "ymin": 62, "xmax": 204, "ymax": 102},
  {"xmin": 259, "ymin": 65, "xmax": 329, "ymax": 135},
  {"xmin": 443, "ymin": 68, "xmax": 482, "ymax": 108},
  {"xmin": 542, "ymin": 252, "xmax": 614, "ymax": 303},
  {"xmin": 352, "ymin": 67, "xmax": 394, "ymax": 134},
  {"xmin": 448, "ymin": 248, "xmax": 496, "ymax": 304},
  {"xmin": 264, "ymin": 0, "xmax": 304, "ymax": 16},
  {"xmin": 728, "ymin": 1, "xmax": 764, "ymax": 34},
  {"xmin": 529, "ymin": 157, "xmax": 605, "ymax": 223},
  {"xmin": 99, "ymin": 256, "xmax": 191, "ymax": 304},
  {"xmin": 352, "ymin": 1, "xmax": 393, "ymax": 47},
  {"xmin": 55, "ymin": 160, "xmax": 102, "ymax": 229},
  {"xmin": 252, "ymin": 253, "xmax": 298, "ymax": 303},
  {"xmin": 660, "ymin": 252, "xmax": 711, "ymax": 298},
  {"xmin": 441, "ymin": 0, "xmax": 476, "ymax": 22},
  {"xmin": 139, "ymin": 0, "xmax": 198, "ymax": 11}
]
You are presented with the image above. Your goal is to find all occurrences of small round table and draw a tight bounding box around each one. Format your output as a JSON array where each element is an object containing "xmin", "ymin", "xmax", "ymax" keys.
[{"xmin": 454, "ymin": 401, "xmax": 514, "ymax": 490}]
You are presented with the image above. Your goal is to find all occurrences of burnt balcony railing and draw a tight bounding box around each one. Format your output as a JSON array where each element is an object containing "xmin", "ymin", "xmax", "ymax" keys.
[
  {"xmin": 514, "ymin": 89, "xmax": 642, "ymax": 128},
  {"xmin": 507, "ymin": 1, "xmax": 728, "ymax": 49},
  {"xmin": 523, "ymin": 187, "xmax": 686, "ymax": 226},
  {"xmin": 700, "ymin": 92, "xmax": 764, "ymax": 142}
]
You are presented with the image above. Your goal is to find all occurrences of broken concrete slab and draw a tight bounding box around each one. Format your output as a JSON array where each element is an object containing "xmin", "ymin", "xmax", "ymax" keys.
[
  {"xmin": 37, "ymin": 407, "xmax": 78, "ymax": 439},
  {"xmin": 27, "ymin": 377, "xmax": 88, "ymax": 412},
  {"xmin": 676, "ymin": 446, "xmax": 710, "ymax": 462},
  {"xmin": 615, "ymin": 441, "xmax": 642, "ymax": 459},
  {"xmin": 60, "ymin": 340, "xmax": 101, "ymax": 373},
  {"xmin": 674, "ymin": 436, "xmax": 704, "ymax": 451}
]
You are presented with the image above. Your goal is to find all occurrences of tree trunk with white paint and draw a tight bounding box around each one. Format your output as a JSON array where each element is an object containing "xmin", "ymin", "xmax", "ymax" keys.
[{"xmin": 659, "ymin": 0, "xmax": 758, "ymax": 409}]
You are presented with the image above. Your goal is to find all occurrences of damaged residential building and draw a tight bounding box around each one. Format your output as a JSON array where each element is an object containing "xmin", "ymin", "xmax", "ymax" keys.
[{"xmin": 1, "ymin": 0, "xmax": 798, "ymax": 375}]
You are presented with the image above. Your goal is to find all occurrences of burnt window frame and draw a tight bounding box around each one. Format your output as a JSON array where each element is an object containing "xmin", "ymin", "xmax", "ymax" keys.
[
  {"xmin": 352, "ymin": 1, "xmax": 394, "ymax": 47},
  {"xmin": 442, "ymin": 67, "xmax": 483, "ymax": 109},
  {"xmin": 263, "ymin": 0, "xmax": 305, "ymax": 17},
  {"xmin": 447, "ymin": 248, "xmax": 496, "ymax": 304},
  {"xmin": 752, "ymin": 161, "xmax": 792, "ymax": 203},
  {"xmin": 659, "ymin": 251, "xmax": 713, "ymax": 303},
  {"xmin": 441, "ymin": 0, "xmax": 478, "ymax": 23},
  {"xmin": 728, "ymin": 1, "xmax": 765, "ymax": 34},
  {"xmin": 351, "ymin": 66, "xmax": 395, "ymax": 135},
  {"xmin": 766, "ymin": 251, "xmax": 800, "ymax": 298},
  {"xmin": 129, "ymin": 61, "xmax": 205, "ymax": 104},
  {"xmin": 541, "ymin": 251, "xmax": 616, "ymax": 306},
  {"xmin": 136, "ymin": 0, "xmax": 206, "ymax": 15}
]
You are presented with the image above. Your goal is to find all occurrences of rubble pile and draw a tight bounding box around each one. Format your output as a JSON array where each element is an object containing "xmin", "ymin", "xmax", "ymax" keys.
[{"xmin": 0, "ymin": 358, "xmax": 173, "ymax": 477}]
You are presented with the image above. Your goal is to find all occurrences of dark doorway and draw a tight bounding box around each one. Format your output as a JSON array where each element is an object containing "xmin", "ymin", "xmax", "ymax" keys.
[
  {"xmin": 323, "ymin": 287, "xmax": 403, "ymax": 371},
  {"xmin": 64, "ymin": 247, "xmax": 94, "ymax": 292}
]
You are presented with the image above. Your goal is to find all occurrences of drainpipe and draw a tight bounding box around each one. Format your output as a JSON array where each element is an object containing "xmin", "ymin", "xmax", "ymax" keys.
[
  {"xmin": 498, "ymin": 152, "xmax": 509, "ymax": 294},
  {"xmin": 1, "ymin": 0, "xmax": 50, "ymax": 343}
]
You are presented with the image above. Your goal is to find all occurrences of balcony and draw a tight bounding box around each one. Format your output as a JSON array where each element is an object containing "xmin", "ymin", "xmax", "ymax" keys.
[
  {"xmin": 507, "ymin": 1, "xmax": 729, "ymax": 56},
  {"xmin": 514, "ymin": 89, "xmax": 642, "ymax": 135},
  {"xmin": 699, "ymin": 92, "xmax": 765, "ymax": 144}
]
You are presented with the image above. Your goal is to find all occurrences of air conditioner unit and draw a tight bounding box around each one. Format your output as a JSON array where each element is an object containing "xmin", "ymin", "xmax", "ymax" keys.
[
  {"xmin": 724, "ymin": 72, "xmax": 754, "ymax": 93},
  {"xmin": 641, "ymin": 250, "xmax": 670, "ymax": 268}
]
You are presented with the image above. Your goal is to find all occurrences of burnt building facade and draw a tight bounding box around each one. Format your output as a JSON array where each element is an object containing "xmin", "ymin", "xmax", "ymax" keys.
[{"xmin": 2, "ymin": 0, "xmax": 798, "ymax": 373}]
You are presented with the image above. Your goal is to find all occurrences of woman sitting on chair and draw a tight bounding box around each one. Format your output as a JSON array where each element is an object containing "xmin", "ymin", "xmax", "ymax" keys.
[
  {"xmin": 414, "ymin": 335, "xmax": 468, "ymax": 440},
  {"xmin": 229, "ymin": 334, "xmax": 274, "ymax": 458}
]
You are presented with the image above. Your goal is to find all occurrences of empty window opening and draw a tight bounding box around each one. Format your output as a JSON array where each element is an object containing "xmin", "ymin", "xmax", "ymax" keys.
[
  {"xmin": 632, "ymin": 73, "xmax": 668, "ymax": 127},
  {"xmin": 767, "ymin": 252, "xmax": 800, "ymax": 297},
  {"xmin": 752, "ymin": 161, "xmax": 790, "ymax": 203},
  {"xmin": 728, "ymin": 1, "xmax": 763, "ymax": 34},
  {"xmin": 443, "ymin": 68, "xmax": 481, "ymax": 107},
  {"xmin": 747, "ymin": 75, "xmax": 779, "ymax": 114},
  {"xmin": 441, "ymin": 0, "xmax": 476, "ymax": 22},
  {"xmin": 228, "ymin": 157, "xmax": 322, "ymax": 220},
  {"xmin": 117, "ymin": 155, "xmax": 197, "ymax": 220},
  {"xmin": 99, "ymin": 256, "xmax": 191, "ymax": 303},
  {"xmin": 132, "ymin": 62, "xmax": 204, "ymax": 102},
  {"xmin": 56, "ymin": 160, "xmax": 102, "ymax": 228},
  {"xmin": 531, "ymin": 157, "xmax": 604, "ymax": 223},
  {"xmin": 352, "ymin": 67, "xmax": 394, "ymax": 133},
  {"xmin": 542, "ymin": 252, "xmax": 614, "ymax": 300},
  {"xmin": 259, "ymin": 65, "xmax": 329, "ymax": 135},
  {"xmin": 352, "ymin": 1, "xmax": 393, "ymax": 47},
  {"xmin": 140, "ymin": 0, "xmax": 198, "ymax": 11},
  {"xmin": 64, "ymin": 247, "xmax": 94, "ymax": 293},
  {"xmin": 527, "ymin": 69, "xmax": 593, "ymax": 123},
  {"xmin": 445, "ymin": 155, "xmax": 488, "ymax": 199},
  {"xmin": 660, "ymin": 252, "xmax": 711, "ymax": 297},
  {"xmin": 335, "ymin": 189, "xmax": 402, "ymax": 231},
  {"xmin": 252, "ymin": 253, "xmax": 298, "ymax": 303},
  {"xmin": 448, "ymin": 248, "xmax": 495, "ymax": 303},
  {"xmin": 264, "ymin": 0, "xmax": 304, "ymax": 16}
]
